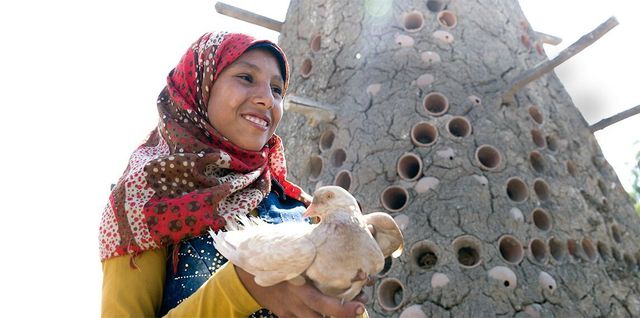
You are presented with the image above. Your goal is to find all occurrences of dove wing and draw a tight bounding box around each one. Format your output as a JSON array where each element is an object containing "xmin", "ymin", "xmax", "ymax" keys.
[
  {"xmin": 364, "ymin": 212, "xmax": 405, "ymax": 258},
  {"xmin": 211, "ymin": 220, "xmax": 317, "ymax": 287}
]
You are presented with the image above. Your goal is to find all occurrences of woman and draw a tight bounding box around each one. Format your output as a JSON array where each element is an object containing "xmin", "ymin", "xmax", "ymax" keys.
[{"xmin": 99, "ymin": 31, "xmax": 369, "ymax": 317}]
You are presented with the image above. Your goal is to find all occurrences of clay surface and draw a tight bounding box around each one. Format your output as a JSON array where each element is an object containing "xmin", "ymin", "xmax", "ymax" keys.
[{"xmin": 277, "ymin": 0, "xmax": 640, "ymax": 316}]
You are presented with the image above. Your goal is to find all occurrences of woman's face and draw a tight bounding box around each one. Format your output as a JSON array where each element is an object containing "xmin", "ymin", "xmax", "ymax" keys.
[{"xmin": 207, "ymin": 48, "xmax": 284, "ymax": 151}]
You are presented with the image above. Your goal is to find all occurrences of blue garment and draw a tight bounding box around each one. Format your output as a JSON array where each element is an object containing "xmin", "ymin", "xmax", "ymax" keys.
[{"xmin": 159, "ymin": 191, "xmax": 306, "ymax": 317}]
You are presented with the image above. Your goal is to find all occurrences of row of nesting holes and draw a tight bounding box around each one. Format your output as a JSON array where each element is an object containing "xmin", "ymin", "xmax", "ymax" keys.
[
  {"xmin": 379, "ymin": 149, "xmax": 553, "ymax": 212},
  {"xmin": 405, "ymin": 233, "xmax": 640, "ymax": 274},
  {"xmin": 298, "ymin": 3, "xmax": 458, "ymax": 80}
]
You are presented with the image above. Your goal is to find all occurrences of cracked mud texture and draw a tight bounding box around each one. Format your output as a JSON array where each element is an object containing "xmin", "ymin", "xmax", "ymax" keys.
[{"xmin": 276, "ymin": 0, "xmax": 640, "ymax": 317}]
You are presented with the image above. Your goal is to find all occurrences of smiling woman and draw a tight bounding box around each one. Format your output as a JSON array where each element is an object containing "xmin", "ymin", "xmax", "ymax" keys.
[{"xmin": 98, "ymin": 31, "xmax": 370, "ymax": 318}]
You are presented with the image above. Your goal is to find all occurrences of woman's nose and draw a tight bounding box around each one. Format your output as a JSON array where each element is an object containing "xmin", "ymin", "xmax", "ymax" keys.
[{"xmin": 252, "ymin": 84, "xmax": 275, "ymax": 109}]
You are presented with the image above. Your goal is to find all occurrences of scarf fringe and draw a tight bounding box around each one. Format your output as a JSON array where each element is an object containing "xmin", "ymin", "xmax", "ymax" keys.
[{"xmin": 172, "ymin": 242, "xmax": 182, "ymax": 274}]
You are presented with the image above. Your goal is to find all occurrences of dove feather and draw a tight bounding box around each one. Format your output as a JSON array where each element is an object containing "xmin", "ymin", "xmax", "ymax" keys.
[
  {"xmin": 210, "ymin": 217, "xmax": 317, "ymax": 287},
  {"xmin": 304, "ymin": 209, "xmax": 384, "ymax": 300}
]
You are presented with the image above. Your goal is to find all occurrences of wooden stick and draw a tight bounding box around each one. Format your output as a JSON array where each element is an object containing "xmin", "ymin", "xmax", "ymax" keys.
[
  {"xmin": 284, "ymin": 95, "xmax": 337, "ymax": 127},
  {"xmin": 590, "ymin": 104, "xmax": 640, "ymax": 132},
  {"xmin": 502, "ymin": 16, "xmax": 619, "ymax": 104},
  {"xmin": 535, "ymin": 31, "xmax": 562, "ymax": 46},
  {"xmin": 215, "ymin": 2, "xmax": 283, "ymax": 32}
]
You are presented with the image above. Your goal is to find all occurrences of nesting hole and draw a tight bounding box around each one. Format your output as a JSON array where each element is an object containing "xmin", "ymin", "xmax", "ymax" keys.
[
  {"xmin": 530, "ymin": 128, "xmax": 546, "ymax": 148},
  {"xmin": 611, "ymin": 224, "xmax": 622, "ymax": 243},
  {"xmin": 498, "ymin": 235, "xmax": 524, "ymax": 264},
  {"xmin": 533, "ymin": 179, "xmax": 551, "ymax": 202},
  {"xmin": 411, "ymin": 240, "xmax": 439, "ymax": 270},
  {"xmin": 623, "ymin": 253, "xmax": 636, "ymax": 270},
  {"xmin": 319, "ymin": 129, "xmax": 335, "ymax": 151},
  {"xmin": 453, "ymin": 236, "xmax": 482, "ymax": 268},
  {"xmin": 334, "ymin": 170, "xmax": 352, "ymax": 191},
  {"xmin": 581, "ymin": 238, "xmax": 597, "ymax": 262},
  {"xmin": 566, "ymin": 160, "xmax": 577, "ymax": 176},
  {"xmin": 426, "ymin": 0, "xmax": 447, "ymax": 12},
  {"xmin": 403, "ymin": 11, "xmax": 424, "ymax": 32},
  {"xmin": 397, "ymin": 153, "xmax": 423, "ymax": 181},
  {"xmin": 475, "ymin": 145, "xmax": 502, "ymax": 170},
  {"xmin": 331, "ymin": 148, "xmax": 347, "ymax": 167},
  {"xmin": 300, "ymin": 58, "xmax": 313, "ymax": 78},
  {"xmin": 411, "ymin": 122, "xmax": 438, "ymax": 146},
  {"xmin": 530, "ymin": 238, "xmax": 548, "ymax": 263},
  {"xmin": 381, "ymin": 186, "xmax": 409, "ymax": 212},
  {"xmin": 309, "ymin": 33, "xmax": 321, "ymax": 52},
  {"xmin": 308, "ymin": 155, "xmax": 323, "ymax": 181},
  {"xmin": 567, "ymin": 239, "xmax": 581, "ymax": 260},
  {"xmin": 546, "ymin": 135, "xmax": 558, "ymax": 151},
  {"xmin": 598, "ymin": 179, "xmax": 609, "ymax": 196},
  {"xmin": 548, "ymin": 237, "xmax": 566, "ymax": 262},
  {"xmin": 529, "ymin": 151, "xmax": 546, "ymax": 173},
  {"xmin": 597, "ymin": 241, "xmax": 610, "ymax": 262},
  {"xmin": 437, "ymin": 10, "xmax": 457, "ymax": 28},
  {"xmin": 611, "ymin": 246, "xmax": 622, "ymax": 262},
  {"xmin": 423, "ymin": 92, "xmax": 449, "ymax": 116},
  {"xmin": 528, "ymin": 105, "xmax": 544, "ymax": 124},
  {"xmin": 531, "ymin": 208, "xmax": 552, "ymax": 231},
  {"xmin": 447, "ymin": 116, "xmax": 471, "ymax": 138},
  {"xmin": 506, "ymin": 177, "xmax": 528, "ymax": 202},
  {"xmin": 377, "ymin": 278, "xmax": 405, "ymax": 311}
]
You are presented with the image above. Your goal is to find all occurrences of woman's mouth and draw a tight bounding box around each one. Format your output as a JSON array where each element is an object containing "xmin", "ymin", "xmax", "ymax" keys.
[{"xmin": 242, "ymin": 114, "xmax": 269, "ymax": 129}]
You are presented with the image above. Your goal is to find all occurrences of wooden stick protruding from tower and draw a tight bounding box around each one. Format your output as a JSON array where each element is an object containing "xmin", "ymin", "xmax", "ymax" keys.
[
  {"xmin": 501, "ymin": 17, "xmax": 618, "ymax": 105},
  {"xmin": 215, "ymin": 2, "xmax": 283, "ymax": 32}
]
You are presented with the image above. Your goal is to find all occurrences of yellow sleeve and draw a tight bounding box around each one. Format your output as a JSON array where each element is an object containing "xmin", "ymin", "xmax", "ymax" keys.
[
  {"xmin": 164, "ymin": 262, "xmax": 261, "ymax": 317},
  {"xmin": 102, "ymin": 249, "xmax": 260, "ymax": 318},
  {"xmin": 101, "ymin": 249, "xmax": 368, "ymax": 318},
  {"xmin": 101, "ymin": 248, "xmax": 167, "ymax": 318}
]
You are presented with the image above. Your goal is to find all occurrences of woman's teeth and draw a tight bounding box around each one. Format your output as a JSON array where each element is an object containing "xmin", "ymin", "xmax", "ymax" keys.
[{"xmin": 243, "ymin": 115, "xmax": 268, "ymax": 127}]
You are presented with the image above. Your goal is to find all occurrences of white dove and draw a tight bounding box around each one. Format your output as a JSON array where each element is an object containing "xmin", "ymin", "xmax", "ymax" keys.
[{"xmin": 210, "ymin": 185, "xmax": 403, "ymax": 302}]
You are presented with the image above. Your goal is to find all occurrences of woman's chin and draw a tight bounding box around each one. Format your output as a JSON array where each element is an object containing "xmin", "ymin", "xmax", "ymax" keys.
[{"xmin": 234, "ymin": 138, "xmax": 269, "ymax": 152}]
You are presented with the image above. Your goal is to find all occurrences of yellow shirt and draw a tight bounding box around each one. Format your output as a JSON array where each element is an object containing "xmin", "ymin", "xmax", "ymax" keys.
[
  {"xmin": 101, "ymin": 248, "xmax": 261, "ymax": 317},
  {"xmin": 101, "ymin": 248, "xmax": 370, "ymax": 318}
]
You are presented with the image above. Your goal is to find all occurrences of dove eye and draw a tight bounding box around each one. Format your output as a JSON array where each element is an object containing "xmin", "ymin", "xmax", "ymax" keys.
[{"xmin": 325, "ymin": 192, "xmax": 334, "ymax": 200}]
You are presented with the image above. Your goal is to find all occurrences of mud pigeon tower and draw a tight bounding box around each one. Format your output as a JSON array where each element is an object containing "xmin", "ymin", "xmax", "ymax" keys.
[{"xmin": 217, "ymin": 0, "xmax": 640, "ymax": 316}]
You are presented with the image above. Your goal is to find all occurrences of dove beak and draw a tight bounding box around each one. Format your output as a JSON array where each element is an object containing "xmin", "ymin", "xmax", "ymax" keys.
[{"xmin": 303, "ymin": 204, "xmax": 318, "ymax": 218}]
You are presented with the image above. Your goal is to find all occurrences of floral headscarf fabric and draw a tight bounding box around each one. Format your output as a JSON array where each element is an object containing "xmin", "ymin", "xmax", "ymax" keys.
[{"xmin": 99, "ymin": 31, "xmax": 309, "ymax": 261}]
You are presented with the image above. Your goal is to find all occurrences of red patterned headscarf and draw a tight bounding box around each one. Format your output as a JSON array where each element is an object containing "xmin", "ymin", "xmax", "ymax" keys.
[{"xmin": 99, "ymin": 31, "xmax": 309, "ymax": 261}]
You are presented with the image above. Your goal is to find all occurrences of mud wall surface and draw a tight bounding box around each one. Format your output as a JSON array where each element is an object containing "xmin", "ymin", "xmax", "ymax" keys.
[{"xmin": 277, "ymin": 0, "xmax": 640, "ymax": 316}]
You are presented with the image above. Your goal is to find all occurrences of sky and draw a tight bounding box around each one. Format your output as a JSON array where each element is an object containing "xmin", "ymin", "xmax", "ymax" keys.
[{"xmin": 0, "ymin": 0, "xmax": 637, "ymax": 316}]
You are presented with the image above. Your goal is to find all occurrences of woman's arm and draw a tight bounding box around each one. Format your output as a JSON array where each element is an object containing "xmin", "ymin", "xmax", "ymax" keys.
[
  {"xmin": 235, "ymin": 265, "xmax": 368, "ymax": 318},
  {"xmin": 101, "ymin": 249, "xmax": 167, "ymax": 318},
  {"xmin": 102, "ymin": 249, "xmax": 368, "ymax": 318},
  {"xmin": 102, "ymin": 249, "xmax": 262, "ymax": 317}
]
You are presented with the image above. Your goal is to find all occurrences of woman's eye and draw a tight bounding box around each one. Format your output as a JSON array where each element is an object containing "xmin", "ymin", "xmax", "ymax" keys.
[
  {"xmin": 238, "ymin": 74, "xmax": 253, "ymax": 82},
  {"xmin": 272, "ymin": 86, "xmax": 283, "ymax": 96}
]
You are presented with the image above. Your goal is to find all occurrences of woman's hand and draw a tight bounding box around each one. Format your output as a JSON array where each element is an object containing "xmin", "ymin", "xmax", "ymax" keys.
[{"xmin": 235, "ymin": 265, "xmax": 366, "ymax": 318}]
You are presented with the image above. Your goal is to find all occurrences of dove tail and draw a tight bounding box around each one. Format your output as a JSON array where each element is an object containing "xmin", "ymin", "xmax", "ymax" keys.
[
  {"xmin": 209, "ymin": 215, "xmax": 267, "ymax": 264},
  {"xmin": 209, "ymin": 228, "xmax": 239, "ymax": 263}
]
